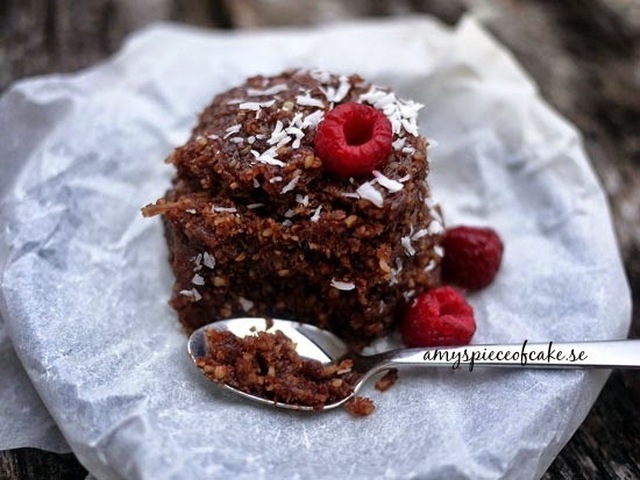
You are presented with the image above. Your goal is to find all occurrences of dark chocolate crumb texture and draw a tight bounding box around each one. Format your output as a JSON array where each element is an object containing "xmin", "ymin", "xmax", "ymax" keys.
[
  {"xmin": 143, "ymin": 69, "xmax": 444, "ymax": 347},
  {"xmin": 196, "ymin": 328, "xmax": 361, "ymax": 411}
]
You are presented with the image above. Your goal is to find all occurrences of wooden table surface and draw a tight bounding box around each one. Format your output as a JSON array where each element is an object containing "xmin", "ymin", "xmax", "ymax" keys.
[{"xmin": 1, "ymin": 1, "xmax": 638, "ymax": 478}]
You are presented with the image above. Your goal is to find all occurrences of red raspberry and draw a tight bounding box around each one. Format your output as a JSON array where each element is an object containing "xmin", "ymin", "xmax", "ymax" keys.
[
  {"xmin": 401, "ymin": 286, "xmax": 476, "ymax": 347},
  {"xmin": 314, "ymin": 102, "xmax": 392, "ymax": 177},
  {"xmin": 442, "ymin": 226, "xmax": 504, "ymax": 290}
]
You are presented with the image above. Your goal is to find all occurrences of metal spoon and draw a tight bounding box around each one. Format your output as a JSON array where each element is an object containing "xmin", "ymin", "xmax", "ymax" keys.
[{"xmin": 187, "ymin": 317, "xmax": 640, "ymax": 411}]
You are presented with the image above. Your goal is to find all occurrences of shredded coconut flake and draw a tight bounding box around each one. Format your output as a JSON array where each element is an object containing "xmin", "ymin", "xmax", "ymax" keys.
[
  {"xmin": 238, "ymin": 296, "xmax": 255, "ymax": 311},
  {"xmin": 284, "ymin": 209, "xmax": 296, "ymax": 218},
  {"xmin": 239, "ymin": 100, "xmax": 275, "ymax": 111},
  {"xmin": 290, "ymin": 112, "xmax": 304, "ymax": 127},
  {"xmin": 229, "ymin": 137, "xmax": 244, "ymax": 144},
  {"xmin": 180, "ymin": 288, "xmax": 202, "ymax": 301},
  {"xmin": 247, "ymin": 203, "xmax": 264, "ymax": 209},
  {"xmin": 207, "ymin": 133, "xmax": 219, "ymax": 140},
  {"xmin": 373, "ymin": 171, "xmax": 404, "ymax": 193},
  {"xmin": 401, "ymin": 118, "xmax": 419, "ymax": 137},
  {"xmin": 392, "ymin": 137, "xmax": 406, "ymax": 150},
  {"xmin": 341, "ymin": 192, "xmax": 360, "ymax": 199},
  {"xmin": 302, "ymin": 110, "xmax": 325, "ymax": 128},
  {"xmin": 402, "ymin": 289, "xmax": 415, "ymax": 302},
  {"xmin": 402, "ymin": 145, "xmax": 416, "ymax": 155},
  {"xmin": 389, "ymin": 258, "xmax": 404, "ymax": 286},
  {"xmin": 275, "ymin": 135, "xmax": 292, "ymax": 149},
  {"xmin": 224, "ymin": 124, "xmax": 241, "ymax": 138},
  {"xmin": 211, "ymin": 206, "xmax": 237, "ymax": 213},
  {"xmin": 185, "ymin": 208, "xmax": 197, "ymax": 214},
  {"xmin": 295, "ymin": 194, "xmax": 309, "ymax": 206},
  {"xmin": 296, "ymin": 94, "xmax": 325, "ymax": 108},
  {"xmin": 334, "ymin": 76, "xmax": 352, "ymax": 100},
  {"xmin": 202, "ymin": 252, "xmax": 216, "ymax": 269},
  {"xmin": 401, "ymin": 235, "xmax": 416, "ymax": 256},
  {"xmin": 434, "ymin": 245, "xmax": 444, "ymax": 257},
  {"xmin": 281, "ymin": 175, "xmax": 300, "ymax": 194},
  {"xmin": 358, "ymin": 86, "xmax": 423, "ymax": 136},
  {"xmin": 251, "ymin": 147, "xmax": 286, "ymax": 167},
  {"xmin": 285, "ymin": 126, "xmax": 305, "ymax": 149},
  {"xmin": 425, "ymin": 259, "xmax": 437, "ymax": 272},
  {"xmin": 320, "ymin": 75, "xmax": 352, "ymax": 102},
  {"xmin": 267, "ymin": 120, "xmax": 287, "ymax": 145},
  {"xmin": 310, "ymin": 206, "xmax": 322, "ymax": 222},
  {"xmin": 269, "ymin": 176, "xmax": 283, "ymax": 183},
  {"xmin": 355, "ymin": 181, "xmax": 384, "ymax": 208},
  {"xmin": 427, "ymin": 220, "xmax": 444, "ymax": 235},
  {"xmin": 330, "ymin": 279, "xmax": 356, "ymax": 291},
  {"xmin": 191, "ymin": 253, "xmax": 203, "ymax": 272},
  {"xmin": 412, "ymin": 229, "xmax": 429, "ymax": 241},
  {"xmin": 247, "ymin": 84, "xmax": 288, "ymax": 96},
  {"xmin": 192, "ymin": 274, "xmax": 205, "ymax": 286}
]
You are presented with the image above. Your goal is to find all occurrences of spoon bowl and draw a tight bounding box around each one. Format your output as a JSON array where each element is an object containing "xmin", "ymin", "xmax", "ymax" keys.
[
  {"xmin": 188, "ymin": 317, "xmax": 640, "ymax": 411},
  {"xmin": 188, "ymin": 317, "xmax": 353, "ymax": 411}
]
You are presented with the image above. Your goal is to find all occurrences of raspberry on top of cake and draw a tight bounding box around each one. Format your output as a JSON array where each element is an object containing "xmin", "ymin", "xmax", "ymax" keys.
[{"xmin": 143, "ymin": 69, "xmax": 444, "ymax": 348}]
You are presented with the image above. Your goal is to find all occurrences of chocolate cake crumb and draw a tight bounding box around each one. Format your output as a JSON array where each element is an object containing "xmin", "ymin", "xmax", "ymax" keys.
[
  {"xmin": 345, "ymin": 397, "xmax": 375, "ymax": 417},
  {"xmin": 374, "ymin": 368, "xmax": 399, "ymax": 392},
  {"xmin": 196, "ymin": 328, "xmax": 362, "ymax": 411}
]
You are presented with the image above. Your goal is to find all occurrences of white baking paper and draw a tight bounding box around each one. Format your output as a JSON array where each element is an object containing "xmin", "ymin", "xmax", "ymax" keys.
[
  {"xmin": 0, "ymin": 121, "xmax": 70, "ymax": 452},
  {"xmin": 0, "ymin": 15, "xmax": 631, "ymax": 480},
  {"xmin": 0, "ymin": 316, "xmax": 69, "ymax": 452}
]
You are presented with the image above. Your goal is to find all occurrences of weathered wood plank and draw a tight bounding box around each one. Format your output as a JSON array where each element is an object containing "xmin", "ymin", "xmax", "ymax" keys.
[
  {"xmin": 0, "ymin": 449, "xmax": 87, "ymax": 480},
  {"xmin": 544, "ymin": 372, "xmax": 640, "ymax": 479}
]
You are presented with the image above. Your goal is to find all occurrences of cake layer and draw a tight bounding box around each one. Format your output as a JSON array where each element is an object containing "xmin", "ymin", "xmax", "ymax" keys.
[
  {"xmin": 166, "ymin": 70, "xmax": 429, "ymax": 215},
  {"xmin": 158, "ymin": 188, "xmax": 442, "ymax": 344}
]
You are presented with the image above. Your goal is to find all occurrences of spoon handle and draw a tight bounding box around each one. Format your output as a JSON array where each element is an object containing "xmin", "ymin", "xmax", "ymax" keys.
[{"xmin": 379, "ymin": 339, "xmax": 640, "ymax": 371}]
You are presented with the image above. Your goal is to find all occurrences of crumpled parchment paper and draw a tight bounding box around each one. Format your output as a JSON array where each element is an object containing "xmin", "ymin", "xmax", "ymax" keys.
[
  {"xmin": 0, "ymin": 15, "xmax": 631, "ymax": 480},
  {"xmin": 0, "ymin": 317, "xmax": 69, "ymax": 452}
]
